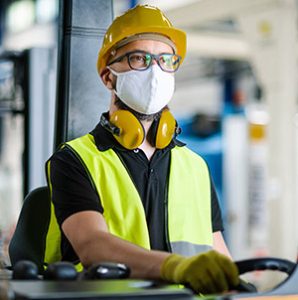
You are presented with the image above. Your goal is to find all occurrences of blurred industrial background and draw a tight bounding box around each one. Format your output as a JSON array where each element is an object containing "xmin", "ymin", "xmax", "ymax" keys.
[{"xmin": 0, "ymin": 0, "xmax": 297, "ymax": 290}]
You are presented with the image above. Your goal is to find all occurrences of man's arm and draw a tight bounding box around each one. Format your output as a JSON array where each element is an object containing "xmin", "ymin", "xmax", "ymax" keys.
[
  {"xmin": 62, "ymin": 210, "xmax": 239, "ymax": 292},
  {"xmin": 62, "ymin": 210, "xmax": 170, "ymax": 279},
  {"xmin": 213, "ymin": 231, "xmax": 232, "ymax": 259}
]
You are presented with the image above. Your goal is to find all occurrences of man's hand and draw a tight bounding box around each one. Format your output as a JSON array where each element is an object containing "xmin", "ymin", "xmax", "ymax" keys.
[{"xmin": 160, "ymin": 250, "xmax": 239, "ymax": 294}]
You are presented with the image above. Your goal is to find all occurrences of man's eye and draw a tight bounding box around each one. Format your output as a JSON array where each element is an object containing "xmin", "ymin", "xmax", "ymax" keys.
[
  {"xmin": 161, "ymin": 55, "xmax": 173, "ymax": 64},
  {"xmin": 130, "ymin": 55, "xmax": 146, "ymax": 62}
]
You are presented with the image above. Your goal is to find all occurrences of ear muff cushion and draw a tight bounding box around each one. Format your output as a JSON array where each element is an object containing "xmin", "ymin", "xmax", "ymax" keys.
[
  {"xmin": 110, "ymin": 110, "xmax": 145, "ymax": 149},
  {"xmin": 155, "ymin": 110, "xmax": 177, "ymax": 149}
]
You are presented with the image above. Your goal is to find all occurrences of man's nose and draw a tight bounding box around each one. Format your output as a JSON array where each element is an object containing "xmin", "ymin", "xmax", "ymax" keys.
[
  {"xmin": 151, "ymin": 57, "xmax": 158, "ymax": 65},
  {"xmin": 151, "ymin": 56, "xmax": 159, "ymax": 66}
]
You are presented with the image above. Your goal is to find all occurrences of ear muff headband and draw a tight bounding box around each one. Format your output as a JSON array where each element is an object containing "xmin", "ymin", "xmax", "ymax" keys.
[{"xmin": 109, "ymin": 110, "xmax": 145, "ymax": 150}]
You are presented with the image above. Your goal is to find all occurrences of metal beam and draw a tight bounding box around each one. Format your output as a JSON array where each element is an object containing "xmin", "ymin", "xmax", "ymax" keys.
[
  {"xmin": 187, "ymin": 31, "xmax": 250, "ymax": 60},
  {"xmin": 166, "ymin": 0, "xmax": 281, "ymax": 27}
]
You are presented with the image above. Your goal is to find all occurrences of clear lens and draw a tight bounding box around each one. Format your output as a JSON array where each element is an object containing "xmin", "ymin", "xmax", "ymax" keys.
[
  {"xmin": 159, "ymin": 54, "xmax": 180, "ymax": 72},
  {"xmin": 128, "ymin": 52, "xmax": 151, "ymax": 70}
]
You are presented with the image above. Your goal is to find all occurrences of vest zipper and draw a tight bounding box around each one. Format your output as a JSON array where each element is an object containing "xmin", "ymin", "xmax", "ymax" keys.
[{"xmin": 164, "ymin": 182, "xmax": 172, "ymax": 252}]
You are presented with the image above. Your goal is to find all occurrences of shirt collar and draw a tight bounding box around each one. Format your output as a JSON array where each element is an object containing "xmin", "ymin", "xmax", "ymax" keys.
[{"xmin": 90, "ymin": 112, "xmax": 185, "ymax": 152}]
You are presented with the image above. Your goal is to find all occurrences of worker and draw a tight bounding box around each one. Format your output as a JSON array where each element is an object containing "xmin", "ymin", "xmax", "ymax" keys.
[{"xmin": 46, "ymin": 4, "xmax": 240, "ymax": 294}]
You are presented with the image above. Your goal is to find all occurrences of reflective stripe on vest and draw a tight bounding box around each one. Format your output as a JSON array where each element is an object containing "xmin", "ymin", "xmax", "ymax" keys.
[{"xmin": 45, "ymin": 133, "xmax": 213, "ymax": 265}]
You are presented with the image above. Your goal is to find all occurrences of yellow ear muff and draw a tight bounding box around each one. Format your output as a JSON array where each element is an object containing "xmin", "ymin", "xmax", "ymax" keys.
[
  {"xmin": 109, "ymin": 110, "xmax": 145, "ymax": 150},
  {"xmin": 154, "ymin": 110, "xmax": 177, "ymax": 149}
]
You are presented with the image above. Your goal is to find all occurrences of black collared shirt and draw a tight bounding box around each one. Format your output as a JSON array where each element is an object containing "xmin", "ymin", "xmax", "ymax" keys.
[{"xmin": 49, "ymin": 120, "xmax": 224, "ymax": 262}]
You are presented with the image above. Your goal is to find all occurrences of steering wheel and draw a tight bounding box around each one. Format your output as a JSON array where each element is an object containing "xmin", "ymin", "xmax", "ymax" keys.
[{"xmin": 234, "ymin": 257, "xmax": 296, "ymax": 293}]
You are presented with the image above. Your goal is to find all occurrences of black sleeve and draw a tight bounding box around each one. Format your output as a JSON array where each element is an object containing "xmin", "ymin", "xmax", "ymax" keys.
[
  {"xmin": 210, "ymin": 177, "xmax": 224, "ymax": 232},
  {"xmin": 48, "ymin": 147, "xmax": 103, "ymax": 226}
]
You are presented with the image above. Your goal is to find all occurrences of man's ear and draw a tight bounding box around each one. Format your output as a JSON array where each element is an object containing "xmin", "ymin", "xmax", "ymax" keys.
[{"xmin": 100, "ymin": 68, "xmax": 114, "ymax": 90}]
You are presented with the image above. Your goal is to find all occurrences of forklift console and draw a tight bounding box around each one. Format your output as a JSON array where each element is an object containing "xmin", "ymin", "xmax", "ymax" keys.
[{"xmin": 1, "ymin": 257, "xmax": 297, "ymax": 300}]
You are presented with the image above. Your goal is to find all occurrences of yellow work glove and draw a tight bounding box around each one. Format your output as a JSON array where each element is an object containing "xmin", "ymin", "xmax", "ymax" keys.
[{"xmin": 160, "ymin": 250, "xmax": 240, "ymax": 294}]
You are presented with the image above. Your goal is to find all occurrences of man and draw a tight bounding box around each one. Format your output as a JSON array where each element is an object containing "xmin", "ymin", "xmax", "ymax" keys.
[{"xmin": 46, "ymin": 5, "xmax": 239, "ymax": 294}]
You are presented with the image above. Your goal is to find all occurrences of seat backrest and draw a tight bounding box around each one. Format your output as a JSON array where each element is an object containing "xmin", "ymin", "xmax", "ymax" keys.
[{"xmin": 8, "ymin": 186, "xmax": 51, "ymax": 273}]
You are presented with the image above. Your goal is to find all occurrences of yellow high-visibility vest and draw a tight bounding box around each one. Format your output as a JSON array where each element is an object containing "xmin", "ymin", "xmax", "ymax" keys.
[{"xmin": 45, "ymin": 134, "xmax": 213, "ymax": 268}]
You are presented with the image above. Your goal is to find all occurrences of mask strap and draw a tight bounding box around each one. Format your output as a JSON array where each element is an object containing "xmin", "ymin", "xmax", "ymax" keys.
[
  {"xmin": 107, "ymin": 66, "xmax": 120, "ymax": 76},
  {"xmin": 107, "ymin": 66, "xmax": 120, "ymax": 96}
]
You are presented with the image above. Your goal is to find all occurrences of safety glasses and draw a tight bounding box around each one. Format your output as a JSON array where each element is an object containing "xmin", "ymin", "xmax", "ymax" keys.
[{"xmin": 108, "ymin": 50, "xmax": 181, "ymax": 73}]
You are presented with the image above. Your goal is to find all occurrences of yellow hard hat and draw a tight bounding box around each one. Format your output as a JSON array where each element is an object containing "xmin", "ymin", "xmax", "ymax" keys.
[{"xmin": 97, "ymin": 5, "xmax": 187, "ymax": 74}]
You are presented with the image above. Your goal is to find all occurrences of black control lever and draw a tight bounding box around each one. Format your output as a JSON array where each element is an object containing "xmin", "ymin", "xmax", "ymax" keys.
[
  {"xmin": 43, "ymin": 262, "xmax": 78, "ymax": 280},
  {"xmin": 83, "ymin": 262, "xmax": 130, "ymax": 280},
  {"xmin": 12, "ymin": 260, "xmax": 39, "ymax": 280}
]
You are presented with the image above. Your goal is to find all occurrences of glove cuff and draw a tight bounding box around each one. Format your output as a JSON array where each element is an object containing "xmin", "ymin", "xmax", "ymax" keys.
[{"xmin": 160, "ymin": 254, "xmax": 185, "ymax": 283}]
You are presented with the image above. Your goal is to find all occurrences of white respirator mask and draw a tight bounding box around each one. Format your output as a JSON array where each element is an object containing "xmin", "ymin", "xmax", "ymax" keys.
[{"xmin": 109, "ymin": 65, "xmax": 175, "ymax": 114}]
